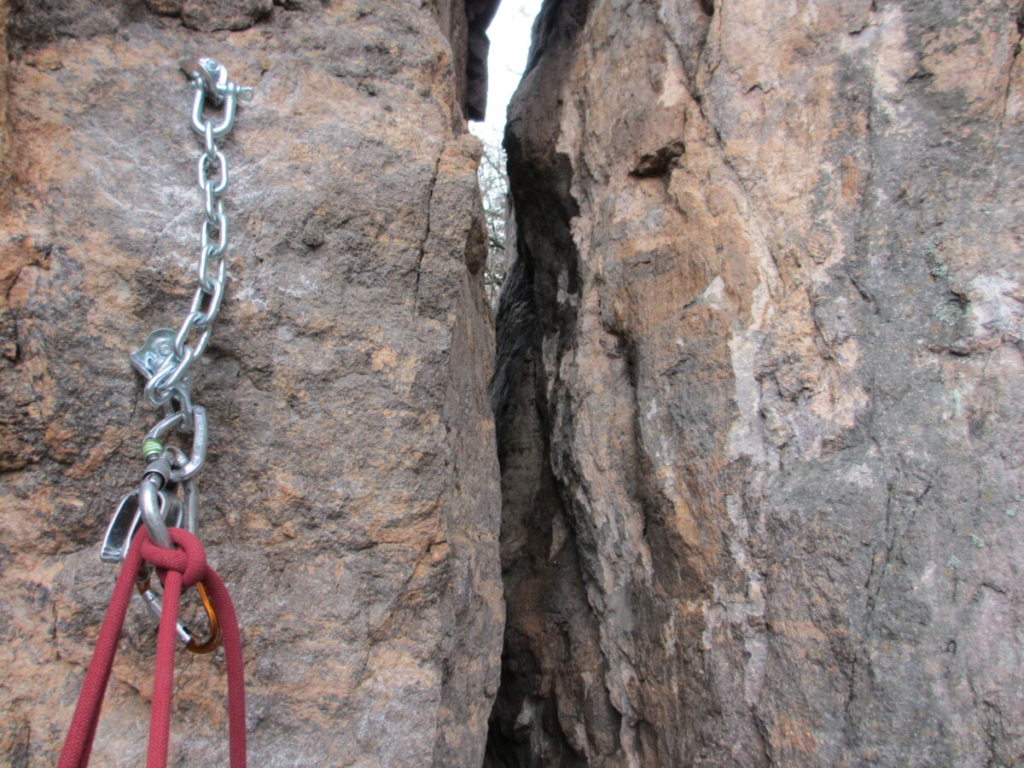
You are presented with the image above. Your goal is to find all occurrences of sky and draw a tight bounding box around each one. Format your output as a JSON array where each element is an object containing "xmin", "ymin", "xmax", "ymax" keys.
[{"xmin": 470, "ymin": 0, "xmax": 544, "ymax": 148}]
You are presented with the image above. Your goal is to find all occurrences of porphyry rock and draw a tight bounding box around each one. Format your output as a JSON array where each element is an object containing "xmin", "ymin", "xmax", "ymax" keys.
[
  {"xmin": 489, "ymin": 0, "xmax": 1024, "ymax": 766},
  {"xmin": 0, "ymin": 2, "xmax": 501, "ymax": 767}
]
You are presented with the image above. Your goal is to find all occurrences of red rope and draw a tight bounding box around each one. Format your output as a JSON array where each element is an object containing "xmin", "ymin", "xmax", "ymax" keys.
[{"xmin": 58, "ymin": 528, "xmax": 247, "ymax": 768}]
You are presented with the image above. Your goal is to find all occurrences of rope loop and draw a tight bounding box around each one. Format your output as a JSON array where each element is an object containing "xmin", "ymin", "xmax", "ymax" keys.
[{"xmin": 58, "ymin": 528, "xmax": 246, "ymax": 768}]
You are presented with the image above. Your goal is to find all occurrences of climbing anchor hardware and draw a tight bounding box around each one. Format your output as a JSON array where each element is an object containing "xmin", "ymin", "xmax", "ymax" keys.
[
  {"xmin": 98, "ymin": 56, "xmax": 253, "ymax": 653},
  {"xmin": 59, "ymin": 57, "xmax": 251, "ymax": 768}
]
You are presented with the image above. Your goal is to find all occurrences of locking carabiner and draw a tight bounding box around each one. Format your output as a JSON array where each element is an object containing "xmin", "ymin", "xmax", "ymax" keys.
[
  {"xmin": 139, "ymin": 473, "xmax": 175, "ymax": 550},
  {"xmin": 134, "ymin": 472, "xmax": 223, "ymax": 653}
]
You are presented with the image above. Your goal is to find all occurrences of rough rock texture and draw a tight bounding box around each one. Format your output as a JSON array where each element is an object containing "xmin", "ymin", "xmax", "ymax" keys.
[
  {"xmin": 0, "ymin": 2, "xmax": 502, "ymax": 766},
  {"xmin": 489, "ymin": 0, "xmax": 1024, "ymax": 766}
]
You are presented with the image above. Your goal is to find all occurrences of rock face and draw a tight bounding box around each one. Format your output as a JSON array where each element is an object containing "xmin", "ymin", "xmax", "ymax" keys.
[
  {"xmin": 0, "ymin": 2, "xmax": 502, "ymax": 766},
  {"xmin": 489, "ymin": 0, "xmax": 1024, "ymax": 766}
]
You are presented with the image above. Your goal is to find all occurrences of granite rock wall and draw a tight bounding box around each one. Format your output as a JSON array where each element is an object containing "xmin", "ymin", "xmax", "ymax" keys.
[
  {"xmin": 0, "ymin": 1, "xmax": 502, "ymax": 766},
  {"xmin": 488, "ymin": 0, "xmax": 1024, "ymax": 766}
]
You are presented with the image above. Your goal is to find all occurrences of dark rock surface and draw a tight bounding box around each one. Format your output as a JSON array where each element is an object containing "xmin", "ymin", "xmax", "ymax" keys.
[
  {"xmin": 0, "ymin": 1, "xmax": 501, "ymax": 766},
  {"xmin": 488, "ymin": 0, "xmax": 1024, "ymax": 765}
]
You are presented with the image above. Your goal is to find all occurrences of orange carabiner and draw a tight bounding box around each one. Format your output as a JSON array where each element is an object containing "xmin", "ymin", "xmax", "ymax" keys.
[
  {"xmin": 185, "ymin": 582, "xmax": 222, "ymax": 654},
  {"xmin": 136, "ymin": 575, "xmax": 222, "ymax": 654}
]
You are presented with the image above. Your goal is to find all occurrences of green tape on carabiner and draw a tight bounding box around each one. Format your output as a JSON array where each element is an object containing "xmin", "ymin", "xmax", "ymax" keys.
[{"xmin": 142, "ymin": 438, "xmax": 164, "ymax": 461}]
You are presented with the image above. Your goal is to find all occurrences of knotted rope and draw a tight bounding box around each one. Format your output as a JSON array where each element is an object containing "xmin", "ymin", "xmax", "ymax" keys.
[{"xmin": 58, "ymin": 528, "xmax": 246, "ymax": 768}]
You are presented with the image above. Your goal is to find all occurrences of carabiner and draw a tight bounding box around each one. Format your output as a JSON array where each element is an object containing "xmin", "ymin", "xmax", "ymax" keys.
[
  {"xmin": 168, "ymin": 405, "xmax": 208, "ymax": 482},
  {"xmin": 186, "ymin": 582, "xmax": 222, "ymax": 654},
  {"xmin": 102, "ymin": 484, "xmax": 183, "ymax": 562},
  {"xmin": 132, "ymin": 474, "xmax": 220, "ymax": 652},
  {"xmin": 100, "ymin": 491, "xmax": 143, "ymax": 564},
  {"xmin": 102, "ymin": 484, "xmax": 206, "ymax": 648},
  {"xmin": 136, "ymin": 574, "xmax": 193, "ymax": 644},
  {"xmin": 146, "ymin": 412, "xmax": 186, "ymax": 442},
  {"xmin": 136, "ymin": 572, "xmax": 222, "ymax": 654},
  {"xmin": 139, "ymin": 475, "xmax": 175, "ymax": 550}
]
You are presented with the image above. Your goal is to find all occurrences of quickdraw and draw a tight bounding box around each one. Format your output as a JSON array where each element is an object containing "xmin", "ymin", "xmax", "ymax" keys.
[{"xmin": 59, "ymin": 57, "xmax": 252, "ymax": 768}]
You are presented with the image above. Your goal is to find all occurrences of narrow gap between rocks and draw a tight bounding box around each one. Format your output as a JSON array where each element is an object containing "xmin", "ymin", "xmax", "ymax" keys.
[
  {"xmin": 471, "ymin": 0, "xmax": 542, "ymax": 306},
  {"xmin": 474, "ymin": 0, "xmax": 599, "ymax": 762}
]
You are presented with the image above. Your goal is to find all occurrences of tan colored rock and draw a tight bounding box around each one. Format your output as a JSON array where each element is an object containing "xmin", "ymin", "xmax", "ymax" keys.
[
  {"xmin": 0, "ymin": 2, "xmax": 501, "ymax": 766},
  {"xmin": 490, "ymin": 0, "xmax": 1024, "ymax": 765}
]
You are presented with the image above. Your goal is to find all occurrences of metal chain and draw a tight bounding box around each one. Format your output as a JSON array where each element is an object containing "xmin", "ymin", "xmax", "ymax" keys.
[
  {"xmin": 136, "ymin": 58, "xmax": 253, "ymax": 428},
  {"xmin": 101, "ymin": 57, "xmax": 252, "ymax": 652}
]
